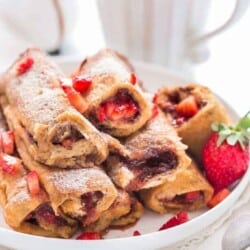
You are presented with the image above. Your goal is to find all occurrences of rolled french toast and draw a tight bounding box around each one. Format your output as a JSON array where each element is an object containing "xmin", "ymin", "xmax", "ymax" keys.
[
  {"xmin": 139, "ymin": 160, "xmax": 214, "ymax": 213},
  {"xmin": 1, "ymin": 98, "xmax": 118, "ymax": 227},
  {"xmin": 72, "ymin": 49, "xmax": 151, "ymax": 137},
  {"xmin": 0, "ymin": 107, "xmax": 78, "ymax": 238},
  {"xmin": 156, "ymin": 84, "xmax": 229, "ymax": 161},
  {"xmin": 106, "ymin": 111, "xmax": 191, "ymax": 191},
  {"xmin": 0, "ymin": 48, "xmax": 108, "ymax": 168},
  {"xmin": 83, "ymin": 190, "xmax": 144, "ymax": 233}
]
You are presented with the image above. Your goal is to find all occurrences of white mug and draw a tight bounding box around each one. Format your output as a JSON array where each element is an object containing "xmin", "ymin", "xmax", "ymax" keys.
[
  {"xmin": 0, "ymin": 0, "xmax": 77, "ymax": 54},
  {"xmin": 97, "ymin": 0, "xmax": 249, "ymax": 75}
]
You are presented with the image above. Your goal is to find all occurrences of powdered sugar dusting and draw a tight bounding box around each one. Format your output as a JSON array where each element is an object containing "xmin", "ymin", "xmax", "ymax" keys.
[
  {"xmin": 9, "ymin": 179, "xmax": 30, "ymax": 204},
  {"xmin": 90, "ymin": 58, "xmax": 130, "ymax": 81},
  {"xmin": 49, "ymin": 168, "xmax": 112, "ymax": 193}
]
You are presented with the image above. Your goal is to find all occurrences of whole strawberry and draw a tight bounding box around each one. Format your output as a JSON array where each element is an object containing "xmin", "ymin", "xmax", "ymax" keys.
[{"xmin": 202, "ymin": 112, "xmax": 250, "ymax": 191}]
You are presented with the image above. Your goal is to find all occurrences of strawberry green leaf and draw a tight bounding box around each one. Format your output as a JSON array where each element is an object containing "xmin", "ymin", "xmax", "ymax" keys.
[
  {"xmin": 237, "ymin": 116, "xmax": 250, "ymax": 130},
  {"xmin": 217, "ymin": 134, "xmax": 228, "ymax": 146},
  {"xmin": 227, "ymin": 133, "xmax": 240, "ymax": 146}
]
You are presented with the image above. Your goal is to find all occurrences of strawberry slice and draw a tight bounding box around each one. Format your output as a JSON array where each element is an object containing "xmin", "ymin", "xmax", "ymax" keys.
[
  {"xmin": 61, "ymin": 139, "xmax": 73, "ymax": 149},
  {"xmin": 130, "ymin": 73, "xmax": 137, "ymax": 85},
  {"xmin": 159, "ymin": 211, "xmax": 188, "ymax": 230},
  {"xmin": 17, "ymin": 57, "xmax": 34, "ymax": 75},
  {"xmin": 152, "ymin": 94, "xmax": 158, "ymax": 103},
  {"xmin": 26, "ymin": 171, "xmax": 40, "ymax": 195},
  {"xmin": 176, "ymin": 96, "xmax": 198, "ymax": 118},
  {"xmin": 208, "ymin": 188, "xmax": 230, "ymax": 208},
  {"xmin": 98, "ymin": 102, "xmax": 138, "ymax": 122},
  {"xmin": 77, "ymin": 232, "xmax": 102, "ymax": 240},
  {"xmin": 61, "ymin": 84, "xmax": 87, "ymax": 113},
  {"xmin": 184, "ymin": 191, "xmax": 201, "ymax": 202},
  {"xmin": 1, "ymin": 131, "xmax": 15, "ymax": 155},
  {"xmin": 0, "ymin": 154, "xmax": 21, "ymax": 174},
  {"xmin": 151, "ymin": 104, "xmax": 159, "ymax": 119},
  {"xmin": 133, "ymin": 230, "xmax": 141, "ymax": 236},
  {"xmin": 72, "ymin": 76, "xmax": 92, "ymax": 93}
]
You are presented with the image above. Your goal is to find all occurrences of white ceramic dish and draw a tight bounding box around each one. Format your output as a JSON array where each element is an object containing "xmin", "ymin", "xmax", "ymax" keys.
[{"xmin": 0, "ymin": 59, "xmax": 249, "ymax": 250}]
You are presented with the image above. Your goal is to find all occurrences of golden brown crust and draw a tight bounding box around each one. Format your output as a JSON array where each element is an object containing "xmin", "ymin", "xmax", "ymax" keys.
[
  {"xmin": 1, "ymin": 49, "xmax": 108, "ymax": 168},
  {"xmin": 139, "ymin": 160, "xmax": 214, "ymax": 213},
  {"xmin": 157, "ymin": 83, "xmax": 230, "ymax": 162},
  {"xmin": 106, "ymin": 112, "xmax": 191, "ymax": 191},
  {"xmin": 75, "ymin": 49, "xmax": 151, "ymax": 137}
]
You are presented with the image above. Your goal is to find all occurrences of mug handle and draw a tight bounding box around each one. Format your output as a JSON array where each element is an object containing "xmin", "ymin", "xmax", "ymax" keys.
[{"xmin": 189, "ymin": 0, "xmax": 249, "ymax": 62}]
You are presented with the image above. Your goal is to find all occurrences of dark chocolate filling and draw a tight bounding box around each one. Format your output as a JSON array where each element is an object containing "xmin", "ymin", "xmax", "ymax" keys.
[
  {"xmin": 52, "ymin": 124, "xmax": 84, "ymax": 145},
  {"xmin": 121, "ymin": 148, "xmax": 178, "ymax": 181}
]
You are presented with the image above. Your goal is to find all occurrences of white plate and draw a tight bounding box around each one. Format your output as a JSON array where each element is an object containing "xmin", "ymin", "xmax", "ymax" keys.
[{"xmin": 0, "ymin": 59, "xmax": 249, "ymax": 250}]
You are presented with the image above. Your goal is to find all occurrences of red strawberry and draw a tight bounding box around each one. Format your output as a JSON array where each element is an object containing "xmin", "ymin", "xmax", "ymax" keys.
[
  {"xmin": 184, "ymin": 191, "xmax": 201, "ymax": 203},
  {"xmin": 152, "ymin": 94, "xmax": 158, "ymax": 103},
  {"xmin": 151, "ymin": 104, "xmax": 159, "ymax": 119},
  {"xmin": 61, "ymin": 84, "xmax": 87, "ymax": 113},
  {"xmin": 208, "ymin": 188, "xmax": 230, "ymax": 208},
  {"xmin": 17, "ymin": 57, "xmax": 34, "ymax": 75},
  {"xmin": 159, "ymin": 211, "xmax": 188, "ymax": 230},
  {"xmin": 72, "ymin": 76, "xmax": 92, "ymax": 93},
  {"xmin": 1, "ymin": 131, "xmax": 15, "ymax": 155},
  {"xmin": 130, "ymin": 73, "xmax": 137, "ymax": 85},
  {"xmin": 26, "ymin": 171, "xmax": 40, "ymax": 195},
  {"xmin": 61, "ymin": 139, "xmax": 73, "ymax": 149},
  {"xmin": 133, "ymin": 230, "xmax": 141, "ymax": 236},
  {"xmin": 176, "ymin": 96, "xmax": 198, "ymax": 118},
  {"xmin": 0, "ymin": 154, "xmax": 21, "ymax": 174},
  {"xmin": 77, "ymin": 232, "xmax": 102, "ymax": 240},
  {"xmin": 97, "ymin": 102, "xmax": 138, "ymax": 122},
  {"xmin": 203, "ymin": 114, "xmax": 250, "ymax": 191}
]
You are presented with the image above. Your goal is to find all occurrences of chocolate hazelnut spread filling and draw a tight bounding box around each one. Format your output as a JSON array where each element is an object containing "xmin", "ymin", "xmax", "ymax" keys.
[
  {"xmin": 119, "ymin": 148, "xmax": 178, "ymax": 186},
  {"xmin": 52, "ymin": 123, "xmax": 84, "ymax": 145}
]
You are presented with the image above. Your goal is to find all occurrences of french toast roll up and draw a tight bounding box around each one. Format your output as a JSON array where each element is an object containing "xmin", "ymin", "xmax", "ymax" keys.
[
  {"xmin": 0, "ymin": 109, "xmax": 78, "ymax": 238},
  {"xmin": 83, "ymin": 190, "xmax": 143, "ymax": 233},
  {"xmin": 156, "ymin": 84, "xmax": 229, "ymax": 161},
  {"xmin": 14, "ymin": 137, "xmax": 117, "ymax": 227},
  {"xmin": 0, "ymin": 49, "xmax": 108, "ymax": 168},
  {"xmin": 73, "ymin": 49, "xmax": 151, "ymax": 137},
  {"xmin": 106, "ymin": 112, "xmax": 191, "ymax": 191},
  {"xmin": 139, "ymin": 160, "xmax": 214, "ymax": 213}
]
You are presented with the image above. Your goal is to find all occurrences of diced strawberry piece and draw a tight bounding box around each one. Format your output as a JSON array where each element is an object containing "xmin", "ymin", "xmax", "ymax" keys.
[
  {"xmin": 97, "ymin": 106, "xmax": 106, "ymax": 122},
  {"xmin": 208, "ymin": 188, "xmax": 230, "ymax": 208},
  {"xmin": 17, "ymin": 57, "xmax": 34, "ymax": 75},
  {"xmin": 98, "ymin": 102, "xmax": 138, "ymax": 122},
  {"xmin": 176, "ymin": 96, "xmax": 198, "ymax": 118},
  {"xmin": 26, "ymin": 171, "xmax": 40, "ymax": 195},
  {"xmin": 130, "ymin": 73, "xmax": 137, "ymax": 85},
  {"xmin": 36, "ymin": 204, "xmax": 56, "ymax": 224},
  {"xmin": 159, "ymin": 211, "xmax": 188, "ymax": 230},
  {"xmin": 173, "ymin": 117, "xmax": 186, "ymax": 126},
  {"xmin": 0, "ymin": 154, "xmax": 21, "ymax": 174},
  {"xmin": 1, "ymin": 131, "xmax": 15, "ymax": 155},
  {"xmin": 61, "ymin": 139, "xmax": 73, "ymax": 149},
  {"xmin": 77, "ymin": 232, "xmax": 102, "ymax": 240},
  {"xmin": 72, "ymin": 76, "xmax": 92, "ymax": 93},
  {"xmin": 152, "ymin": 94, "xmax": 158, "ymax": 103},
  {"xmin": 133, "ymin": 230, "xmax": 141, "ymax": 236},
  {"xmin": 184, "ymin": 191, "xmax": 201, "ymax": 202},
  {"xmin": 61, "ymin": 84, "xmax": 87, "ymax": 113},
  {"xmin": 151, "ymin": 104, "xmax": 159, "ymax": 119}
]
